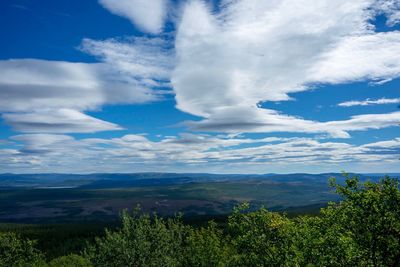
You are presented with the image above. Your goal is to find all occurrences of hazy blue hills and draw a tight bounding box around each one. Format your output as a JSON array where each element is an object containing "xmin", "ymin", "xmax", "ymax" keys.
[
  {"xmin": 0, "ymin": 172, "xmax": 394, "ymax": 189},
  {"xmin": 0, "ymin": 172, "xmax": 397, "ymax": 223}
]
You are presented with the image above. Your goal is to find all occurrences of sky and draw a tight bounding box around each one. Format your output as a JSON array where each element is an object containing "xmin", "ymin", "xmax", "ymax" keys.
[{"xmin": 0, "ymin": 0, "xmax": 399, "ymax": 174}]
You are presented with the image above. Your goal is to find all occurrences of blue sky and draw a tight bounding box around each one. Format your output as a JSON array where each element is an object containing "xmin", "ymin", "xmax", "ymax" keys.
[{"xmin": 0, "ymin": 0, "xmax": 399, "ymax": 174}]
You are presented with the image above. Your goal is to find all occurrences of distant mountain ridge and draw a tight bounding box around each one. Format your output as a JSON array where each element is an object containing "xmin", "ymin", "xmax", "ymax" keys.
[
  {"xmin": 0, "ymin": 172, "xmax": 397, "ymax": 189},
  {"xmin": 1, "ymin": 172, "xmax": 399, "ymax": 223}
]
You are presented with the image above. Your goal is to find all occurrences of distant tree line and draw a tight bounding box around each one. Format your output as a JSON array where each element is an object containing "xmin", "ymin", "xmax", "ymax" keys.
[{"xmin": 1, "ymin": 175, "xmax": 399, "ymax": 267}]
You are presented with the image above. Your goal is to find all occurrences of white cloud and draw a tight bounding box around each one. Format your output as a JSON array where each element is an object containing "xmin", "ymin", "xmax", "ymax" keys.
[
  {"xmin": 2, "ymin": 0, "xmax": 400, "ymax": 144},
  {"xmin": 0, "ymin": 47, "xmax": 167, "ymax": 133},
  {"xmin": 338, "ymin": 97, "xmax": 400, "ymax": 107},
  {"xmin": 184, "ymin": 108, "xmax": 400, "ymax": 138},
  {"xmin": 374, "ymin": 0, "xmax": 400, "ymax": 26},
  {"xmin": 0, "ymin": 58, "xmax": 162, "ymax": 112},
  {"xmin": 1, "ymin": 133, "xmax": 399, "ymax": 173},
  {"xmin": 171, "ymin": 0, "xmax": 400, "ymax": 138},
  {"xmin": 80, "ymin": 36, "xmax": 174, "ymax": 87},
  {"xmin": 2, "ymin": 109, "xmax": 122, "ymax": 133},
  {"xmin": 98, "ymin": 0, "xmax": 168, "ymax": 34},
  {"xmin": 11, "ymin": 134, "xmax": 76, "ymax": 154},
  {"xmin": 0, "ymin": 59, "xmax": 104, "ymax": 112},
  {"xmin": 309, "ymin": 32, "xmax": 400, "ymax": 84},
  {"xmin": 323, "ymin": 112, "xmax": 400, "ymax": 137}
]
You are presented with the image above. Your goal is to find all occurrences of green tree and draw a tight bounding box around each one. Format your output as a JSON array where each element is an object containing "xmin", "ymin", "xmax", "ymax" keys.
[
  {"xmin": 0, "ymin": 232, "xmax": 46, "ymax": 267},
  {"xmin": 183, "ymin": 221, "xmax": 231, "ymax": 267},
  {"xmin": 227, "ymin": 203, "xmax": 298, "ymax": 267},
  {"xmin": 295, "ymin": 214, "xmax": 359, "ymax": 266},
  {"xmin": 325, "ymin": 175, "xmax": 400, "ymax": 266},
  {"xmin": 85, "ymin": 208, "xmax": 189, "ymax": 267}
]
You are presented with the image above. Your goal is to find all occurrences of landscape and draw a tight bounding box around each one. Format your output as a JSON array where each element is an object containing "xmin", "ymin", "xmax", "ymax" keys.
[
  {"xmin": 1, "ymin": 0, "xmax": 400, "ymax": 266},
  {"xmin": 0, "ymin": 172, "xmax": 392, "ymax": 223},
  {"xmin": 1, "ymin": 173, "xmax": 400, "ymax": 266}
]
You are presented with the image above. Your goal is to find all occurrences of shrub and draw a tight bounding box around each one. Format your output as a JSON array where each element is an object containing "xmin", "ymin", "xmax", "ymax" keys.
[{"xmin": 48, "ymin": 254, "xmax": 92, "ymax": 267}]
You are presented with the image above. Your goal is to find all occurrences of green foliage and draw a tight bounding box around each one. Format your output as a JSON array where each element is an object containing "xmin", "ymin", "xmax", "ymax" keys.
[
  {"xmin": 293, "ymin": 175, "xmax": 400, "ymax": 267},
  {"xmin": 295, "ymin": 214, "xmax": 359, "ymax": 266},
  {"xmin": 324, "ymin": 175, "xmax": 400, "ymax": 266},
  {"xmin": 48, "ymin": 254, "xmax": 92, "ymax": 267},
  {"xmin": 0, "ymin": 232, "xmax": 46, "ymax": 267},
  {"xmin": 227, "ymin": 203, "xmax": 298, "ymax": 266},
  {"xmin": 183, "ymin": 221, "xmax": 231, "ymax": 267},
  {"xmin": 85, "ymin": 207, "xmax": 189, "ymax": 267},
  {"xmin": 0, "ymin": 223, "xmax": 108, "ymax": 260},
  {"xmin": 2, "ymin": 175, "xmax": 400, "ymax": 267}
]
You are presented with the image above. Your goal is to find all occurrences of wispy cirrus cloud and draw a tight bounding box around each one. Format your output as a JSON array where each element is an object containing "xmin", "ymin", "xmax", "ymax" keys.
[
  {"xmin": 80, "ymin": 36, "xmax": 174, "ymax": 88},
  {"xmin": 338, "ymin": 97, "xmax": 400, "ymax": 107}
]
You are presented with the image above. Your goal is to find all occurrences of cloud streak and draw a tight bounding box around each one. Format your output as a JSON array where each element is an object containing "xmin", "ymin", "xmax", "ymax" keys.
[
  {"xmin": 2, "ymin": 109, "xmax": 122, "ymax": 133},
  {"xmin": 338, "ymin": 97, "xmax": 400, "ymax": 107}
]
